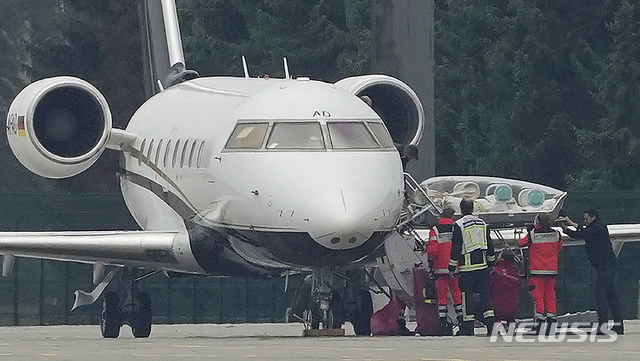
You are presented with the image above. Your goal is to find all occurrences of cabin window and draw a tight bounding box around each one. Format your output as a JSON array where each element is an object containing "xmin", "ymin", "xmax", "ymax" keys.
[
  {"xmin": 367, "ymin": 122, "xmax": 395, "ymax": 149},
  {"xmin": 147, "ymin": 139, "xmax": 155, "ymax": 160},
  {"xmin": 188, "ymin": 140, "xmax": 198, "ymax": 168},
  {"xmin": 139, "ymin": 139, "xmax": 146, "ymax": 166},
  {"xmin": 327, "ymin": 122, "xmax": 379, "ymax": 149},
  {"xmin": 180, "ymin": 139, "xmax": 190, "ymax": 168},
  {"xmin": 172, "ymin": 139, "xmax": 181, "ymax": 167},
  {"xmin": 155, "ymin": 139, "xmax": 163, "ymax": 165},
  {"xmin": 164, "ymin": 139, "xmax": 172, "ymax": 168},
  {"xmin": 225, "ymin": 123, "xmax": 268, "ymax": 149},
  {"xmin": 266, "ymin": 122, "xmax": 324, "ymax": 149},
  {"xmin": 196, "ymin": 141, "xmax": 206, "ymax": 168}
]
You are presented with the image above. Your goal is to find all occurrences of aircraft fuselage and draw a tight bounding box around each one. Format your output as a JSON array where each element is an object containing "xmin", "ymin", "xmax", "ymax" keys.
[{"xmin": 121, "ymin": 76, "xmax": 405, "ymax": 275}]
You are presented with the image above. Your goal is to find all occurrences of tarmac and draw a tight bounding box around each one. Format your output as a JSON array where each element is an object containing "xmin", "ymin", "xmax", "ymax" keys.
[{"xmin": 0, "ymin": 321, "xmax": 638, "ymax": 361}]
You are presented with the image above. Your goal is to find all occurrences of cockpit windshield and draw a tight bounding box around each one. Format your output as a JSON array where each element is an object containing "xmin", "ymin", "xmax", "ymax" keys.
[
  {"xmin": 328, "ymin": 122, "xmax": 379, "ymax": 149},
  {"xmin": 224, "ymin": 120, "xmax": 394, "ymax": 151},
  {"xmin": 367, "ymin": 122, "xmax": 395, "ymax": 149},
  {"xmin": 225, "ymin": 123, "xmax": 268, "ymax": 149},
  {"xmin": 267, "ymin": 122, "xmax": 325, "ymax": 149}
]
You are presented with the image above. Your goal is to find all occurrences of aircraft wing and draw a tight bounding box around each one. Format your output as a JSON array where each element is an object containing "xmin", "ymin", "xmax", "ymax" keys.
[
  {"xmin": 0, "ymin": 230, "xmax": 201, "ymax": 275},
  {"xmin": 563, "ymin": 224, "xmax": 640, "ymax": 256},
  {"xmin": 493, "ymin": 224, "xmax": 640, "ymax": 256}
]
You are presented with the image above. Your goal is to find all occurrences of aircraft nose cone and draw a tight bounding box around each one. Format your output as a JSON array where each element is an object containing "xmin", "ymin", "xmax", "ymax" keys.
[{"xmin": 305, "ymin": 188, "xmax": 383, "ymax": 249}]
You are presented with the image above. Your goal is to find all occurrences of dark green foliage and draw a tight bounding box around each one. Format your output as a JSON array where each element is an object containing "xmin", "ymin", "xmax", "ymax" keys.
[
  {"xmin": 177, "ymin": 0, "xmax": 371, "ymax": 81},
  {"xmin": 434, "ymin": 0, "xmax": 640, "ymax": 191},
  {"xmin": 2, "ymin": 1, "xmax": 640, "ymax": 191}
]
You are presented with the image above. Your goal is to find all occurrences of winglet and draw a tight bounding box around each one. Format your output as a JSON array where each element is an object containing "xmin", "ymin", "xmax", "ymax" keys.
[
  {"xmin": 283, "ymin": 57, "xmax": 290, "ymax": 79},
  {"xmin": 242, "ymin": 56, "xmax": 250, "ymax": 78}
]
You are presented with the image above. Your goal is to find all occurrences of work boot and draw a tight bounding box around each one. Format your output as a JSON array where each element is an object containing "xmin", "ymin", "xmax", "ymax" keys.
[
  {"xmin": 457, "ymin": 320, "xmax": 475, "ymax": 336},
  {"xmin": 596, "ymin": 320, "xmax": 608, "ymax": 335},
  {"xmin": 612, "ymin": 320, "xmax": 624, "ymax": 335},
  {"xmin": 545, "ymin": 314, "xmax": 557, "ymax": 336},
  {"xmin": 528, "ymin": 316, "xmax": 545, "ymax": 336},
  {"xmin": 482, "ymin": 316, "xmax": 496, "ymax": 336},
  {"xmin": 397, "ymin": 317, "xmax": 414, "ymax": 336},
  {"xmin": 438, "ymin": 318, "xmax": 453, "ymax": 336}
]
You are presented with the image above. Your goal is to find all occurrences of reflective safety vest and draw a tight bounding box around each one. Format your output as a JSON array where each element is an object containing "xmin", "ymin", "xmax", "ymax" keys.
[
  {"xmin": 426, "ymin": 219, "xmax": 455, "ymax": 275},
  {"xmin": 455, "ymin": 215, "xmax": 488, "ymax": 254},
  {"xmin": 449, "ymin": 215, "xmax": 494, "ymax": 272},
  {"xmin": 519, "ymin": 227, "xmax": 562, "ymax": 276}
]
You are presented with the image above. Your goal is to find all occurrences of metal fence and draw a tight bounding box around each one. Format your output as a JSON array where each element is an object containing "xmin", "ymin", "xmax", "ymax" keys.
[
  {"xmin": 0, "ymin": 258, "xmax": 301, "ymax": 326},
  {"xmin": 0, "ymin": 191, "xmax": 638, "ymax": 325}
]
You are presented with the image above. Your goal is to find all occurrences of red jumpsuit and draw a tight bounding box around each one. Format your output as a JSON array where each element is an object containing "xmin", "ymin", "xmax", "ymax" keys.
[
  {"xmin": 519, "ymin": 227, "xmax": 562, "ymax": 319},
  {"xmin": 426, "ymin": 218, "xmax": 463, "ymax": 320}
]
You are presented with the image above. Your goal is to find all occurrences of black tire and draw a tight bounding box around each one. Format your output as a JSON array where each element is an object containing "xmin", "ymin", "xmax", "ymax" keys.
[
  {"xmin": 101, "ymin": 292, "xmax": 121, "ymax": 338},
  {"xmin": 351, "ymin": 290, "xmax": 373, "ymax": 336},
  {"xmin": 131, "ymin": 292, "xmax": 152, "ymax": 338},
  {"xmin": 303, "ymin": 306, "xmax": 321, "ymax": 329}
]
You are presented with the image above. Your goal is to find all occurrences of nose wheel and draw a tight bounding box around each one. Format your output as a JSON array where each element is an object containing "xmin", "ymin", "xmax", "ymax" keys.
[{"xmin": 288, "ymin": 268, "xmax": 372, "ymax": 335}]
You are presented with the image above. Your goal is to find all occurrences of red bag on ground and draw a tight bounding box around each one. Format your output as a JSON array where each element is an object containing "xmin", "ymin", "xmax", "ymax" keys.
[
  {"xmin": 490, "ymin": 259, "xmax": 521, "ymax": 322},
  {"xmin": 370, "ymin": 296, "xmax": 405, "ymax": 336},
  {"xmin": 412, "ymin": 267, "xmax": 439, "ymax": 336}
]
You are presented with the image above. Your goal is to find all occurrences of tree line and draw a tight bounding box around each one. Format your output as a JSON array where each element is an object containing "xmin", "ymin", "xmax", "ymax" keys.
[{"xmin": 0, "ymin": 0, "xmax": 639, "ymax": 192}]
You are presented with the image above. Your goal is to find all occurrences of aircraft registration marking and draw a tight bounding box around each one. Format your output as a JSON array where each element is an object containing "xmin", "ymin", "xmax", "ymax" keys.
[
  {"xmin": 312, "ymin": 110, "xmax": 331, "ymax": 117},
  {"xmin": 6, "ymin": 114, "xmax": 17, "ymax": 136}
]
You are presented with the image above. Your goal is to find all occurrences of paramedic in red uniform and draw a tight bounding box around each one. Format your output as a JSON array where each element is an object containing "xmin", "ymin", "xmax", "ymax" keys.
[
  {"xmin": 449, "ymin": 198, "xmax": 496, "ymax": 336},
  {"xmin": 518, "ymin": 213, "xmax": 562, "ymax": 331},
  {"xmin": 426, "ymin": 207, "xmax": 463, "ymax": 335}
]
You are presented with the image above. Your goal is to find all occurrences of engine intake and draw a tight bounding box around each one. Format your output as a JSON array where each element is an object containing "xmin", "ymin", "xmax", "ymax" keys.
[
  {"xmin": 6, "ymin": 76, "xmax": 112, "ymax": 178},
  {"xmin": 334, "ymin": 75, "xmax": 424, "ymax": 146}
]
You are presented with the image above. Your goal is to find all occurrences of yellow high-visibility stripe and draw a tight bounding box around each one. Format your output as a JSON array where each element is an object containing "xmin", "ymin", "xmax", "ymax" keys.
[
  {"xmin": 459, "ymin": 262, "xmax": 488, "ymax": 272},
  {"xmin": 461, "ymin": 293, "xmax": 476, "ymax": 321}
]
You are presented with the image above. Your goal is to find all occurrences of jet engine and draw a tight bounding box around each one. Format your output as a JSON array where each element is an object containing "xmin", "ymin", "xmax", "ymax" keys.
[
  {"xmin": 334, "ymin": 75, "xmax": 424, "ymax": 146},
  {"xmin": 6, "ymin": 76, "xmax": 112, "ymax": 178}
]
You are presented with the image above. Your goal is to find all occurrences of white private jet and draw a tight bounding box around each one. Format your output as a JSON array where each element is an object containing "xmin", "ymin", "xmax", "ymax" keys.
[
  {"xmin": 3, "ymin": 0, "xmax": 425, "ymax": 337},
  {"xmin": 7, "ymin": 0, "xmax": 638, "ymax": 339}
]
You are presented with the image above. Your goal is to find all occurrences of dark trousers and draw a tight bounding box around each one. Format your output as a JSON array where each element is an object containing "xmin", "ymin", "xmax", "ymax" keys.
[
  {"xmin": 458, "ymin": 269, "xmax": 495, "ymax": 326},
  {"xmin": 594, "ymin": 262, "xmax": 623, "ymax": 322}
]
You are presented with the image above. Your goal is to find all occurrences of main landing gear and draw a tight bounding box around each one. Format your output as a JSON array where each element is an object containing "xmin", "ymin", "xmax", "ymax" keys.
[{"xmin": 100, "ymin": 268, "xmax": 153, "ymax": 338}]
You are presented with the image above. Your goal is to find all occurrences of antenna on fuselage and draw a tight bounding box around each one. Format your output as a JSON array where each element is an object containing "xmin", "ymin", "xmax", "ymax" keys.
[
  {"xmin": 242, "ymin": 56, "xmax": 250, "ymax": 78},
  {"xmin": 283, "ymin": 57, "xmax": 290, "ymax": 79}
]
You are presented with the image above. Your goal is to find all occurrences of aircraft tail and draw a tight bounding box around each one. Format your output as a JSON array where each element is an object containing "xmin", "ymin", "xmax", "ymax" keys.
[{"xmin": 138, "ymin": 0, "xmax": 198, "ymax": 97}]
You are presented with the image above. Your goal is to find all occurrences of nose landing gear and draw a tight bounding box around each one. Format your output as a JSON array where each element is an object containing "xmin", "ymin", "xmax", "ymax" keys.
[{"xmin": 286, "ymin": 268, "xmax": 374, "ymax": 336}]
